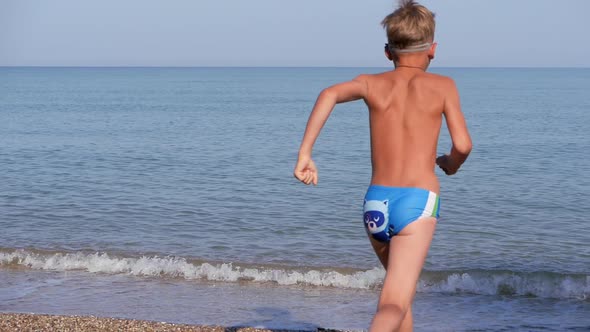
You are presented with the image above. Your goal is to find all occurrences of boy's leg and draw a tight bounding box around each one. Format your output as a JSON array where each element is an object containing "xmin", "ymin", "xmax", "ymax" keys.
[
  {"xmin": 367, "ymin": 239, "xmax": 414, "ymax": 331},
  {"xmin": 398, "ymin": 306, "xmax": 413, "ymax": 332},
  {"xmin": 368, "ymin": 236, "xmax": 389, "ymax": 268},
  {"xmin": 369, "ymin": 217, "xmax": 437, "ymax": 332}
]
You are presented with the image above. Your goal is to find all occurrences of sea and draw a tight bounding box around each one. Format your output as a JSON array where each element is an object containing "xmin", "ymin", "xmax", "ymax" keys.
[{"xmin": 0, "ymin": 67, "xmax": 588, "ymax": 331}]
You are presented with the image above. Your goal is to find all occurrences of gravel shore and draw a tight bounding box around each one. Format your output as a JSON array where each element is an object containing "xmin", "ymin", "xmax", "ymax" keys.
[{"xmin": 0, "ymin": 313, "xmax": 320, "ymax": 332}]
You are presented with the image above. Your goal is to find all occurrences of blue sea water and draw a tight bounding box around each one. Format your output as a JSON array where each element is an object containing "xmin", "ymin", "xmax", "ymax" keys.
[{"xmin": 0, "ymin": 67, "xmax": 589, "ymax": 331}]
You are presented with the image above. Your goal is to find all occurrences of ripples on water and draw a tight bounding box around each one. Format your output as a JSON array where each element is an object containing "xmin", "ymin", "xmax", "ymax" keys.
[{"xmin": 1, "ymin": 67, "xmax": 588, "ymax": 273}]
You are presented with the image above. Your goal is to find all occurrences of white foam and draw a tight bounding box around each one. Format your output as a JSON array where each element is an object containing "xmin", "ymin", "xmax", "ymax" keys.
[
  {"xmin": 1, "ymin": 250, "xmax": 588, "ymax": 299},
  {"xmin": 419, "ymin": 272, "xmax": 590, "ymax": 300},
  {"xmin": 0, "ymin": 250, "xmax": 384, "ymax": 289}
]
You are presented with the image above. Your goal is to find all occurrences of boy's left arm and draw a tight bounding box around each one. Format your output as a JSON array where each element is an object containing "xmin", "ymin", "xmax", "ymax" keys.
[{"xmin": 294, "ymin": 75, "xmax": 368, "ymax": 185}]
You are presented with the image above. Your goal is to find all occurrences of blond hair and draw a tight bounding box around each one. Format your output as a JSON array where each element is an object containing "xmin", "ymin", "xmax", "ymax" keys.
[{"xmin": 381, "ymin": 0, "xmax": 435, "ymax": 51}]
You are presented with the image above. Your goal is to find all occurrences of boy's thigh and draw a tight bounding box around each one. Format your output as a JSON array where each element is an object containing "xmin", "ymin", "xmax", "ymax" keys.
[
  {"xmin": 368, "ymin": 236, "xmax": 390, "ymax": 268},
  {"xmin": 380, "ymin": 217, "xmax": 437, "ymax": 306}
]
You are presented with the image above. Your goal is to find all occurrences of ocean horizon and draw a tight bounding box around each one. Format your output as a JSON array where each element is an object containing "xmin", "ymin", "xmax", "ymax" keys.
[{"xmin": 2, "ymin": 65, "xmax": 590, "ymax": 69}]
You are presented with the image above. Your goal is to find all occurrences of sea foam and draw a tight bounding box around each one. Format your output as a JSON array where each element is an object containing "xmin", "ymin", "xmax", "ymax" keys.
[{"xmin": 1, "ymin": 249, "xmax": 588, "ymax": 300}]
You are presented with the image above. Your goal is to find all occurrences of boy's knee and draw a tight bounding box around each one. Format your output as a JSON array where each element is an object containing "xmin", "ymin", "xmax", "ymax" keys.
[{"xmin": 377, "ymin": 303, "xmax": 408, "ymax": 318}]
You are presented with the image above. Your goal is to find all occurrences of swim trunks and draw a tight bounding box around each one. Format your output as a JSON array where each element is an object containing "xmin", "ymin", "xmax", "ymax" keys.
[{"xmin": 363, "ymin": 185, "xmax": 440, "ymax": 242}]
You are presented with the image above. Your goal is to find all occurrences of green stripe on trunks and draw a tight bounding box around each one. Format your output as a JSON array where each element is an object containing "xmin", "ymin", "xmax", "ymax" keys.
[{"xmin": 431, "ymin": 195, "xmax": 440, "ymax": 217}]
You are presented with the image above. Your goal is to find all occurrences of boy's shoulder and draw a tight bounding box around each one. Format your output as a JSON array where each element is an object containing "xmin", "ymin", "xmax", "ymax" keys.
[
  {"xmin": 419, "ymin": 72, "xmax": 457, "ymax": 91},
  {"xmin": 354, "ymin": 71, "xmax": 456, "ymax": 90},
  {"xmin": 355, "ymin": 71, "xmax": 454, "ymax": 82}
]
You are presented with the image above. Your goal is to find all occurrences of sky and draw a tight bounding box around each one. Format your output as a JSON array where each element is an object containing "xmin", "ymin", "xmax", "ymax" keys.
[{"xmin": 1, "ymin": 0, "xmax": 589, "ymax": 67}]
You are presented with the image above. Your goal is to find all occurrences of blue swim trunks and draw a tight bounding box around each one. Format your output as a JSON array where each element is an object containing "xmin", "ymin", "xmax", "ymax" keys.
[{"xmin": 363, "ymin": 185, "xmax": 440, "ymax": 242}]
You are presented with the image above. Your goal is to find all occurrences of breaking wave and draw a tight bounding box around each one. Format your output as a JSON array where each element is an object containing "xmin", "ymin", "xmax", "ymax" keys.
[{"xmin": 1, "ymin": 249, "xmax": 588, "ymax": 300}]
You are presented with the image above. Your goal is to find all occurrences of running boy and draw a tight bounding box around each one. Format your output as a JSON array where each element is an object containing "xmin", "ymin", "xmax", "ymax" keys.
[{"xmin": 294, "ymin": 1, "xmax": 472, "ymax": 331}]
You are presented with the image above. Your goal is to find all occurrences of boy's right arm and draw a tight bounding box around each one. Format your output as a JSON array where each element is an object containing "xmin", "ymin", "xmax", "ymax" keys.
[
  {"xmin": 294, "ymin": 76, "xmax": 368, "ymax": 185},
  {"xmin": 436, "ymin": 78, "xmax": 472, "ymax": 175}
]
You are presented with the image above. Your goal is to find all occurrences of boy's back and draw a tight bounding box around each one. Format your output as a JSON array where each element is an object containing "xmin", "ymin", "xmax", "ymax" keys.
[{"xmin": 361, "ymin": 70, "xmax": 456, "ymax": 194}]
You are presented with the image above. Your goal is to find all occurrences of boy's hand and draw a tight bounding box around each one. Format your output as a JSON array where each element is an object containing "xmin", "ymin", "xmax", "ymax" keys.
[
  {"xmin": 436, "ymin": 154, "xmax": 458, "ymax": 176},
  {"xmin": 294, "ymin": 156, "xmax": 318, "ymax": 185}
]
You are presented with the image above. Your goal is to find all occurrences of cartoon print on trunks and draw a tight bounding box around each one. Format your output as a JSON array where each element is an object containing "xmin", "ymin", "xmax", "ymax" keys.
[{"xmin": 363, "ymin": 199, "xmax": 392, "ymax": 242}]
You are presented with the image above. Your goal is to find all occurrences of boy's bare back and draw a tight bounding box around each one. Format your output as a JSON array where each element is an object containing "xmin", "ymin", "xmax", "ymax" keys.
[
  {"xmin": 359, "ymin": 69, "xmax": 461, "ymax": 194},
  {"xmin": 293, "ymin": 67, "xmax": 469, "ymax": 192}
]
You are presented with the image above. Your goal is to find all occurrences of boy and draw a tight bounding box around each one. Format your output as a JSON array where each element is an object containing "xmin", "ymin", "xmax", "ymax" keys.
[{"xmin": 293, "ymin": 1, "xmax": 472, "ymax": 331}]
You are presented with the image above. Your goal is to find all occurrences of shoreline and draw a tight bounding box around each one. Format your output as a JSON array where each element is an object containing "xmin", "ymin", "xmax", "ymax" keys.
[{"xmin": 0, "ymin": 313, "xmax": 331, "ymax": 332}]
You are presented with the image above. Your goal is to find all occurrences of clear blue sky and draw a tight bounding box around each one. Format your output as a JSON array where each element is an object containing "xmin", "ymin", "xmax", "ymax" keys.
[{"xmin": 1, "ymin": 0, "xmax": 589, "ymax": 67}]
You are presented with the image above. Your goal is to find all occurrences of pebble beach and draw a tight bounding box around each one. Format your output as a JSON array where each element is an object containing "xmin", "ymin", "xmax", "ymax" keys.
[{"xmin": 0, "ymin": 313, "xmax": 316, "ymax": 332}]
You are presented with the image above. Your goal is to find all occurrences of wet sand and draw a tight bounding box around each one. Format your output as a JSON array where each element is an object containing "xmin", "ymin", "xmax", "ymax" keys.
[{"xmin": 0, "ymin": 313, "xmax": 324, "ymax": 332}]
